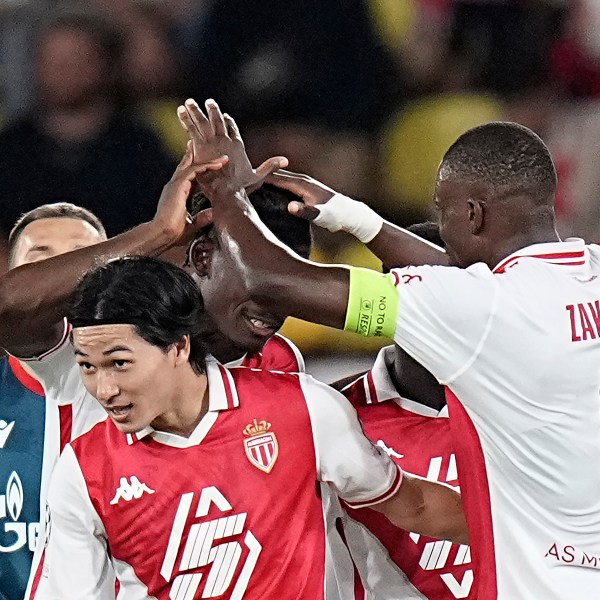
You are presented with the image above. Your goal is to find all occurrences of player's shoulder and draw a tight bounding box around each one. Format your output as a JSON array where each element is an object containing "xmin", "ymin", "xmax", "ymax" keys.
[
  {"xmin": 248, "ymin": 333, "xmax": 305, "ymax": 373},
  {"xmin": 70, "ymin": 417, "xmax": 121, "ymax": 457}
]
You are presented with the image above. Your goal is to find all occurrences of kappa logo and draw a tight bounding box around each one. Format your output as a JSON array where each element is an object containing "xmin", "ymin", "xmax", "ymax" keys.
[
  {"xmin": 0, "ymin": 420, "xmax": 15, "ymax": 448},
  {"xmin": 110, "ymin": 476, "xmax": 155, "ymax": 505},
  {"xmin": 243, "ymin": 419, "xmax": 278, "ymax": 473}
]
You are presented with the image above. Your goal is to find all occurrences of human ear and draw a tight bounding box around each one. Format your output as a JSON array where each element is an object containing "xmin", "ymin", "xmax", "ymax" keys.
[
  {"xmin": 468, "ymin": 198, "xmax": 485, "ymax": 235},
  {"xmin": 190, "ymin": 236, "xmax": 215, "ymax": 277}
]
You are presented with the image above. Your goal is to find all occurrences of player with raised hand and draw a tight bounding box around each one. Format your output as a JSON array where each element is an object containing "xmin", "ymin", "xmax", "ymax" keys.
[
  {"xmin": 36, "ymin": 256, "xmax": 466, "ymax": 600},
  {"xmin": 181, "ymin": 98, "xmax": 600, "ymax": 599}
]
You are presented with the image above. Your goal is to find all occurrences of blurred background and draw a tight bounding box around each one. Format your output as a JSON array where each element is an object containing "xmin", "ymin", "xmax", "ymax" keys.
[{"xmin": 0, "ymin": 0, "xmax": 598, "ymax": 379}]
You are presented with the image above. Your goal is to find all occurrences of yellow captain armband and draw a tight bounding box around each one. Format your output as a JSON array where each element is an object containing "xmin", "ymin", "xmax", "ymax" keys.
[{"xmin": 344, "ymin": 267, "xmax": 399, "ymax": 338}]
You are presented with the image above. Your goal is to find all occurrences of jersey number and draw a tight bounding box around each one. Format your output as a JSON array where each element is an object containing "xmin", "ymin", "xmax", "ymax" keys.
[{"xmin": 161, "ymin": 486, "xmax": 261, "ymax": 599}]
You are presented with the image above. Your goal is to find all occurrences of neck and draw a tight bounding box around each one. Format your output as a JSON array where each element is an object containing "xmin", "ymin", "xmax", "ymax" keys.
[
  {"xmin": 486, "ymin": 224, "xmax": 560, "ymax": 269},
  {"xmin": 151, "ymin": 367, "xmax": 209, "ymax": 438},
  {"xmin": 41, "ymin": 98, "xmax": 113, "ymax": 144}
]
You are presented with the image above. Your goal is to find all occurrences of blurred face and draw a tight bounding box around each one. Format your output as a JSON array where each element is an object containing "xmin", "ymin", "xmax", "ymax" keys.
[
  {"xmin": 72, "ymin": 324, "xmax": 183, "ymax": 434},
  {"xmin": 11, "ymin": 218, "xmax": 105, "ymax": 268},
  {"xmin": 433, "ymin": 174, "xmax": 482, "ymax": 268},
  {"xmin": 36, "ymin": 27, "xmax": 108, "ymax": 107},
  {"xmin": 192, "ymin": 238, "xmax": 284, "ymax": 358}
]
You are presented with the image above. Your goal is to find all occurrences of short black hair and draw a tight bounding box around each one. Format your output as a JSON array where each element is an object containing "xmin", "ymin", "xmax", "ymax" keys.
[
  {"xmin": 68, "ymin": 257, "xmax": 207, "ymax": 374},
  {"xmin": 440, "ymin": 122, "xmax": 557, "ymax": 205},
  {"xmin": 8, "ymin": 202, "xmax": 106, "ymax": 265},
  {"xmin": 189, "ymin": 184, "xmax": 312, "ymax": 259}
]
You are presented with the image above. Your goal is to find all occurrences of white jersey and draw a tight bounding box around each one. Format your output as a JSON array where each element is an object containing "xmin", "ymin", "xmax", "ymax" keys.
[
  {"xmin": 16, "ymin": 323, "xmax": 107, "ymax": 598},
  {"xmin": 382, "ymin": 239, "xmax": 600, "ymax": 598}
]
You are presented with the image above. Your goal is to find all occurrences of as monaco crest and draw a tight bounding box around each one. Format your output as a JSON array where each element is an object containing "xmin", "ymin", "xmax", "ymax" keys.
[{"xmin": 243, "ymin": 419, "xmax": 278, "ymax": 473}]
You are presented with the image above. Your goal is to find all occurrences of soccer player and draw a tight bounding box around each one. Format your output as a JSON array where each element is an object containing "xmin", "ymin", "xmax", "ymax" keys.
[
  {"xmin": 181, "ymin": 98, "xmax": 600, "ymax": 599},
  {"xmin": 0, "ymin": 203, "xmax": 108, "ymax": 600},
  {"xmin": 35, "ymin": 256, "xmax": 466, "ymax": 599}
]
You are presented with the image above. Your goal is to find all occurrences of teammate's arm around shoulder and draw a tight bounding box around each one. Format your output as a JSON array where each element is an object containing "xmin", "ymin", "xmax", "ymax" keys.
[
  {"xmin": 34, "ymin": 445, "xmax": 115, "ymax": 600},
  {"xmin": 299, "ymin": 375, "xmax": 468, "ymax": 545},
  {"xmin": 372, "ymin": 474, "xmax": 468, "ymax": 545}
]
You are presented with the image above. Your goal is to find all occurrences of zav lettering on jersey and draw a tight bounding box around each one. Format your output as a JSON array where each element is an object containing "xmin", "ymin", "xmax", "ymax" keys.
[
  {"xmin": 243, "ymin": 419, "xmax": 278, "ymax": 473},
  {"xmin": 161, "ymin": 486, "xmax": 261, "ymax": 600},
  {"xmin": 566, "ymin": 300, "xmax": 600, "ymax": 342},
  {"xmin": 0, "ymin": 471, "xmax": 39, "ymax": 552},
  {"xmin": 109, "ymin": 476, "xmax": 155, "ymax": 505},
  {"xmin": 0, "ymin": 419, "xmax": 15, "ymax": 448}
]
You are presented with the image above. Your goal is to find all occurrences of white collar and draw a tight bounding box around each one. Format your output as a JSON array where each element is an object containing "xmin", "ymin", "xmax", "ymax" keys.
[
  {"xmin": 493, "ymin": 238, "xmax": 587, "ymax": 274},
  {"xmin": 361, "ymin": 346, "xmax": 448, "ymax": 418},
  {"xmin": 125, "ymin": 359, "xmax": 240, "ymax": 447}
]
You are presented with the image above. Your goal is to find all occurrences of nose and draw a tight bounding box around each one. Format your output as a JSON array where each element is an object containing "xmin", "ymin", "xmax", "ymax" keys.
[{"xmin": 95, "ymin": 370, "xmax": 119, "ymax": 404}]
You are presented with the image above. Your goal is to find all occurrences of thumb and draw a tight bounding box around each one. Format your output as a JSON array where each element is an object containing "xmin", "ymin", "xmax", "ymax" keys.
[
  {"xmin": 255, "ymin": 156, "xmax": 289, "ymax": 179},
  {"xmin": 287, "ymin": 201, "xmax": 321, "ymax": 222}
]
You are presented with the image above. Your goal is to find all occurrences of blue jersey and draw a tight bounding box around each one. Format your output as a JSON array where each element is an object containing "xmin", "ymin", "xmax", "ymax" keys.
[{"xmin": 0, "ymin": 357, "xmax": 45, "ymax": 600}]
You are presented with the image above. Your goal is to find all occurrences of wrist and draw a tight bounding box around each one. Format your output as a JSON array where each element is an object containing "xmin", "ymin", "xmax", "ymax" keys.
[
  {"xmin": 313, "ymin": 193, "xmax": 384, "ymax": 243},
  {"xmin": 142, "ymin": 220, "xmax": 180, "ymax": 254}
]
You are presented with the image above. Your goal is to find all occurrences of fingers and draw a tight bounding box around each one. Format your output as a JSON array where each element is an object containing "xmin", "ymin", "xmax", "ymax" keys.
[
  {"xmin": 185, "ymin": 98, "xmax": 213, "ymax": 138},
  {"xmin": 177, "ymin": 156, "xmax": 229, "ymax": 182},
  {"xmin": 287, "ymin": 201, "xmax": 321, "ymax": 221},
  {"xmin": 205, "ymin": 99, "xmax": 227, "ymax": 137},
  {"xmin": 223, "ymin": 113, "xmax": 242, "ymax": 143},
  {"xmin": 265, "ymin": 171, "xmax": 308, "ymax": 195}
]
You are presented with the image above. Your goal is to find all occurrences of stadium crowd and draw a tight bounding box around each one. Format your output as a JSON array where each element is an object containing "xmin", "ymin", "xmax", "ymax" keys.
[{"xmin": 0, "ymin": 1, "xmax": 600, "ymax": 599}]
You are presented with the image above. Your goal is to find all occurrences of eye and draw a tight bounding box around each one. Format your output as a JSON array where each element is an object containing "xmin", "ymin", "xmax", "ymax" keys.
[
  {"xmin": 113, "ymin": 359, "xmax": 130, "ymax": 370},
  {"xmin": 77, "ymin": 362, "xmax": 95, "ymax": 374}
]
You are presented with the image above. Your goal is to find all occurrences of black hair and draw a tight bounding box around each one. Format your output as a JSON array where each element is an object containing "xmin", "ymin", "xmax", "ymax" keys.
[
  {"xmin": 8, "ymin": 202, "xmax": 106, "ymax": 266},
  {"xmin": 440, "ymin": 122, "xmax": 557, "ymax": 205},
  {"xmin": 68, "ymin": 257, "xmax": 207, "ymax": 374},
  {"xmin": 188, "ymin": 183, "xmax": 312, "ymax": 259}
]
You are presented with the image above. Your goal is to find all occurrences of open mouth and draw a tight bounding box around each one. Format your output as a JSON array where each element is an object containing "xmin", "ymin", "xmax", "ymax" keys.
[
  {"xmin": 107, "ymin": 404, "xmax": 134, "ymax": 422},
  {"xmin": 244, "ymin": 314, "xmax": 279, "ymax": 337}
]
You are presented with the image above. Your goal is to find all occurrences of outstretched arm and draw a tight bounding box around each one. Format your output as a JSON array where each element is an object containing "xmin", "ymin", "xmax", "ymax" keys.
[
  {"xmin": 180, "ymin": 99, "xmax": 352, "ymax": 329},
  {"xmin": 266, "ymin": 170, "xmax": 449, "ymax": 268},
  {"xmin": 0, "ymin": 149, "xmax": 224, "ymax": 357}
]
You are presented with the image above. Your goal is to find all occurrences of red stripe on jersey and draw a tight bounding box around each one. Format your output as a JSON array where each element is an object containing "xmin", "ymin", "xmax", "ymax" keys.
[
  {"xmin": 446, "ymin": 388, "xmax": 496, "ymax": 599},
  {"xmin": 494, "ymin": 251, "xmax": 585, "ymax": 273},
  {"xmin": 8, "ymin": 357, "xmax": 44, "ymax": 396},
  {"xmin": 59, "ymin": 404, "xmax": 73, "ymax": 453},
  {"xmin": 345, "ymin": 465, "xmax": 402, "ymax": 509},
  {"xmin": 29, "ymin": 549, "xmax": 45, "ymax": 599}
]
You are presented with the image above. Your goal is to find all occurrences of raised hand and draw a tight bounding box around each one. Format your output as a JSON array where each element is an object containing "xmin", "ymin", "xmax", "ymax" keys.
[
  {"xmin": 177, "ymin": 98, "xmax": 287, "ymax": 193},
  {"xmin": 152, "ymin": 142, "xmax": 226, "ymax": 246},
  {"xmin": 266, "ymin": 170, "xmax": 338, "ymax": 221}
]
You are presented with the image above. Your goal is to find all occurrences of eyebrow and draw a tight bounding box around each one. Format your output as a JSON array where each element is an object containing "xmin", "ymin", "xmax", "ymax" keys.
[
  {"xmin": 26, "ymin": 245, "xmax": 50, "ymax": 253},
  {"xmin": 73, "ymin": 346, "xmax": 133, "ymax": 357}
]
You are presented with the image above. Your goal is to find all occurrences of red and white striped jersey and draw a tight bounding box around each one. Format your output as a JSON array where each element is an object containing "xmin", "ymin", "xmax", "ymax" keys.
[
  {"xmin": 385, "ymin": 239, "xmax": 600, "ymax": 599},
  {"xmin": 340, "ymin": 347, "xmax": 475, "ymax": 600},
  {"xmin": 35, "ymin": 361, "xmax": 401, "ymax": 600}
]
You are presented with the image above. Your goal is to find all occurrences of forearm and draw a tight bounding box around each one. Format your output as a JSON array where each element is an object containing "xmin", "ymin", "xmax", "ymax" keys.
[
  {"xmin": 367, "ymin": 222, "xmax": 449, "ymax": 268},
  {"xmin": 375, "ymin": 474, "xmax": 468, "ymax": 545},
  {"xmin": 209, "ymin": 186, "xmax": 350, "ymax": 328},
  {"xmin": 0, "ymin": 222, "xmax": 173, "ymax": 356}
]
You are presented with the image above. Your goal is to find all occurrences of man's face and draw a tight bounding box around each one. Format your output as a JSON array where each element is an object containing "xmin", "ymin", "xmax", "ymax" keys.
[
  {"xmin": 11, "ymin": 218, "xmax": 105, "ymax": 267},
  {"xmin": 194, "ymin": 238, "xmax": 284, "ymax": 357},
  {"xmin": 72, "ymin": 324, "xmax": 181, "ymax": 434},
  {"xmin": 433, "ymin": 175, "xmax": 482, "ymax": 268}
]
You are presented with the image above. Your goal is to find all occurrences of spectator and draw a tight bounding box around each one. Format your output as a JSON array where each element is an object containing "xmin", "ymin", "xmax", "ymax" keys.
[{"xmin": 0, "ymin": 5, "xmax": 174, "ymax": 238}]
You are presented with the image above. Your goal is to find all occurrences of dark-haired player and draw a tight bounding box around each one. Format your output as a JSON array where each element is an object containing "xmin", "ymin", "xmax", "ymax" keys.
[
  {"xmin": 35, "ymin": 256, "xmax": 466, "ymax": 599},
  {"xmin": 182, "ymin": 99, "xmax": 600, "ymax": 599}
]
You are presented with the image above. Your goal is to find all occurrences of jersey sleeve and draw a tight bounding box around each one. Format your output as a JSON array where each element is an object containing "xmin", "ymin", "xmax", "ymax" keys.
[
  {"xmin": 344, "ymin": 264, "xmax": 499, "ymax": 384},
  {"xmin": 299, "ymin": 375, "xmax": 402, "ymax": 508},
  {"xmin": 261, "ymin": 334, "xmax": 306, "ymax": 372},
  {"xmin": 35, "ymin": 445, "xmax": 115, "ymax": 600},
  {"xmin": 18, "ymin": 321, "xmax": 87, "ymax": 404}
]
